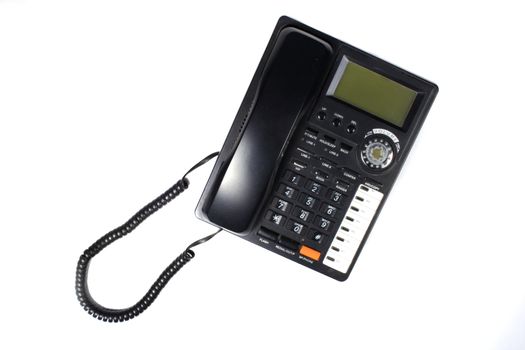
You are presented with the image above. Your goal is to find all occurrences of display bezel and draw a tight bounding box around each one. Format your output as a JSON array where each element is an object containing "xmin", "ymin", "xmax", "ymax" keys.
[{"xmin": 326, "ymin": 55, "xmax": 424, "ymax": 131}]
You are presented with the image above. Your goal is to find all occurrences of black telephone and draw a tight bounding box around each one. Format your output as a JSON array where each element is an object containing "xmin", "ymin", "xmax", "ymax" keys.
[
  {"xmin": 196, "ymin": 17, "xmax": 437, "ymax": 280},
  {"xmin": 76, "ymin": 16, "xmax": 438, "ymax": 321}
]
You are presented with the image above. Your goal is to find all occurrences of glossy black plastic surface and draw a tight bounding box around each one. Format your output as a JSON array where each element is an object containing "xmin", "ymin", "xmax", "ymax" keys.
[
  {"xmin": 206, "ymin": 28, "xmax": 332, "ymax": 232},
  {"xmin": 196, "ymin": 16, "xmax": 438, "ymax": 280}
]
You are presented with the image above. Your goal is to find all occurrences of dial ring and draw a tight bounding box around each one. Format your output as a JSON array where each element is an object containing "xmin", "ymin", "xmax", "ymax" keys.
[{"xmin": 360, "ymin": 137, "xmax": 394, "ymax": 170}]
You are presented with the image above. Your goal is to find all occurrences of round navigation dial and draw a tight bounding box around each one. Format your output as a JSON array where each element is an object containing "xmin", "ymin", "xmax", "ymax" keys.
[{"xmin": 360, "ymin": 137, "xmax": 394, "ymax": 170}]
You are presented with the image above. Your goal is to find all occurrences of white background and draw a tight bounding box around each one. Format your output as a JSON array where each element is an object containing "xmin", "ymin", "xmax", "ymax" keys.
[{"xmin": 1, "ymin": 0, "xmax": 524, "ymax": 349}]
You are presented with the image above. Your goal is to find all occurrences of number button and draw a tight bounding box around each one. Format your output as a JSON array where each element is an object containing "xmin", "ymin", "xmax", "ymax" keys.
[
  {"xmin": 293, "ymin": 207, "xmax": 312, "ymax": 223},
  {"xmin": 315, "ymin": 216, "xmax": 332, "ymax": 232},
  {"xmin": 328, "ymin": 189, "xmax": 344, "ymax": 204},
  {"xmin": 305, "ymin": 196, "xmax": 315, "ymax": 207},
  {"xmin": 286, "ymin": 220, "xmax": 305, "ymax": 235},
  {"xmin": 265, "ymin": 210, "xmax": 285, "ymax": 226},
  {"xmin": 279, "ymin": 184, "xmax": 297, "ymax": 200},
  {"xmin": 310, "ymin": 231, "xmax": 326, "ymax": 244},
  {"xmin": 299, "ymin": 193, "xmax": 318, "ymax": 209},
  {"xmin": 306, "ymin": 181, "xmax": 324, "ymax": 195},
  {"xmin": 321, "ymin": 203, "xmax": 337, "ymax": 218},
  {"xmin": 272, "ymin": 198, "xmax": 291, "ymax": 213},
  {"xmin": 286, "ymin": 171, "xmax": 304, "ymax": 186}
]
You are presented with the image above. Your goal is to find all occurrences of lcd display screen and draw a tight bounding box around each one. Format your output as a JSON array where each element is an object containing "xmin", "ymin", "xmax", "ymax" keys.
[{"xmin": 328, "ymin": 57, "xmax": 417, "ymax": 127}]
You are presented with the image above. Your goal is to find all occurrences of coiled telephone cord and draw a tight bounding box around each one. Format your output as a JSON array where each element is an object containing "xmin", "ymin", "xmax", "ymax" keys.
[{"xmin": 75, "ymin": 152, "xmax": 220, "ymax": 322}]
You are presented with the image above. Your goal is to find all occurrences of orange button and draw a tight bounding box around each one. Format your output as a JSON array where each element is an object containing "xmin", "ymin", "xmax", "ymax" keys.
[{"xmin": 299, "ymin": 245, "xmax": 321, "ymax": 261}]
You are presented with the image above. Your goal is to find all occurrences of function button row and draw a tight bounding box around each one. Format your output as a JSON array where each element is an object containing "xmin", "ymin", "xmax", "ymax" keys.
[
  {"xmin": 257, "ymin": 229, "xmax": 322, "ymax": 261},
  {"xmin": 257, "ymin": 227, "xmax": 303, "ymax": 253},
  {"xmin": 302, "ymin": 120, "xmax": 359, "ymax": 163},
  {"xmin": 313, "ymin": 109, "xmax": 358, "ymax": 135},
  {"xmin": 289, "ymin": 143, "xmax": 362, "ymax": 187}
]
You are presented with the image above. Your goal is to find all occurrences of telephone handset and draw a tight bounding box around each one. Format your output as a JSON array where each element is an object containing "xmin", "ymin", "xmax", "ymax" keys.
[
  {"xmin": 76, "ymin": 16, "xmax": 437, "ymax": 322},
  {"xmin": 202, "ymin": 27, "xmax": 332, "ymax": 232},
  {"xmin": 196, "ymin": 17, "xmax": 437, "ymax": 280}
]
